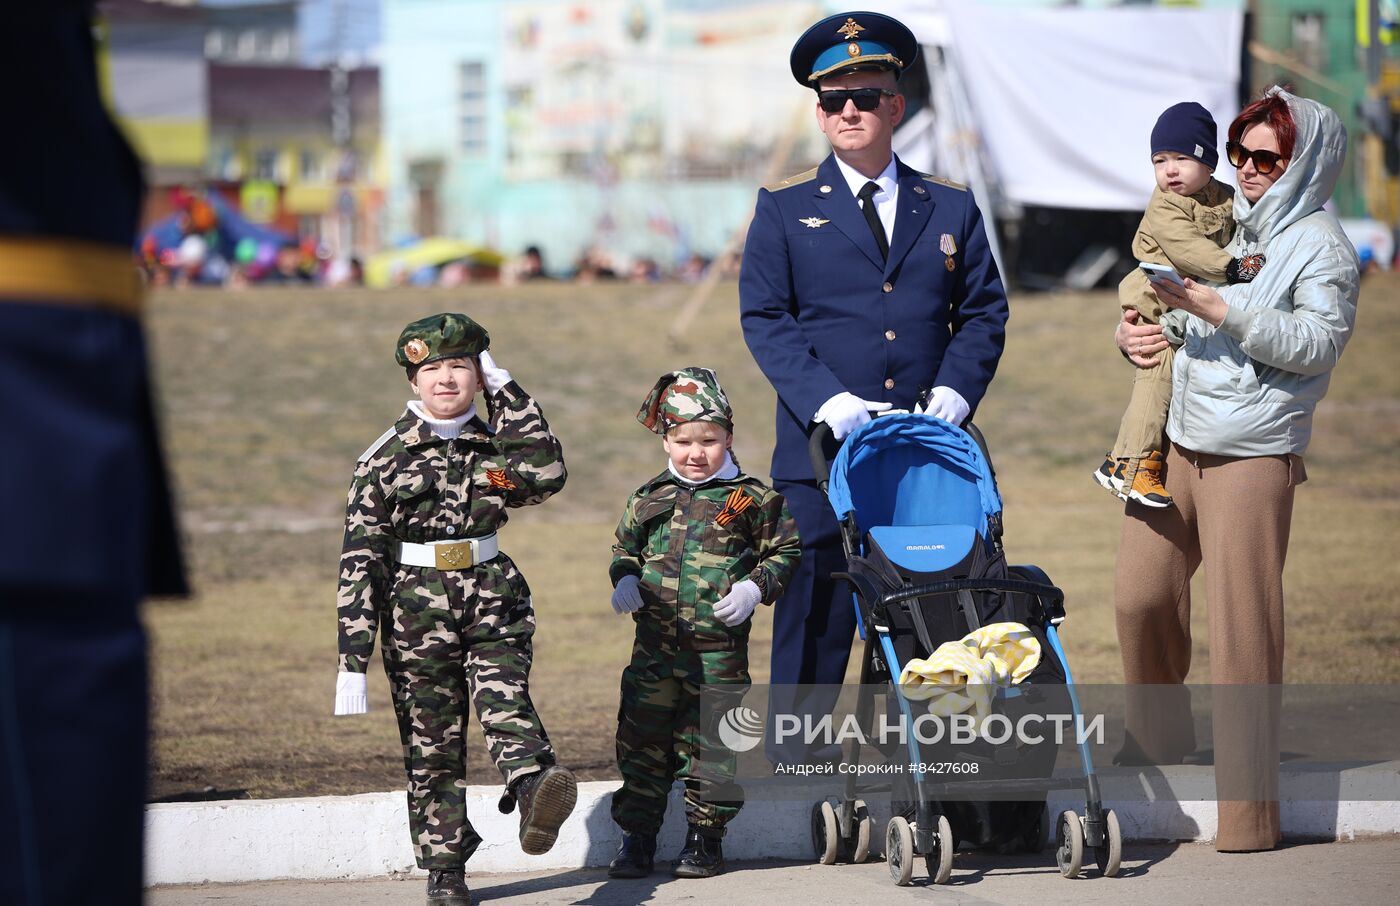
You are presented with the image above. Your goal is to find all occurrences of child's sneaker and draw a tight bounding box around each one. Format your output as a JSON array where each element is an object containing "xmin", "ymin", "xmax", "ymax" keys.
[
  {"xmin": 1124, "ymin": 451, "xmax": 1173, "ymax": 508},
  {"xmin": 1092, "ymin": 453, "xmax": 1126, "ymax": 498}
]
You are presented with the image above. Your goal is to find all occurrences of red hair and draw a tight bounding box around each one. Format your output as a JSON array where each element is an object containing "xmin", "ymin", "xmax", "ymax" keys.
[{"xmin": 1228, "ymin": 91, "xmax": 1296, "ymax": 159}]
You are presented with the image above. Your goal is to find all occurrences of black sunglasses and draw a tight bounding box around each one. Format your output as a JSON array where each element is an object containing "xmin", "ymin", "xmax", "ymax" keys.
[
  {"xmin": 817, "ymin": 88, "xmax": 895, "ymax": 113},
  {"xmin": 1226, "ymin": 140, "xmax": 1284, "ymax": 175}
]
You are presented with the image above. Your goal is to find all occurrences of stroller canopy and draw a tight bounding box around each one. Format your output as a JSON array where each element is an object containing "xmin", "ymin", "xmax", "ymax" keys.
[{"xmin": 826, "ymin": 415, "xmax": 1002, "ymax": 536}]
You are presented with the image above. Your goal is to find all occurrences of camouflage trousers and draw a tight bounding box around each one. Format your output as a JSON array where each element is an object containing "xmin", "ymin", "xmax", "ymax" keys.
[
  {"xmin": 611, "ymin": 638, "xmax": 749, "ymax": 835},
  {"xmin": 382, "ymin": 555, "xmax": 554, "ymax": 869}
]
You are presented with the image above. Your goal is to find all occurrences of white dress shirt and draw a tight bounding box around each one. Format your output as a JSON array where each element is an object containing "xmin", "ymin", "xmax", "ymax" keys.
[{"xmin": 833, "ymin": 154, "xmax": 899, "ymax": 246}]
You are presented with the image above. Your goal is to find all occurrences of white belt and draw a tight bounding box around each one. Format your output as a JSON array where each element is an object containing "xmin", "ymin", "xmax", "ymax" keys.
[{"xmin": 397, "ymin": 534, "xmax": 499, "ymax": 570}]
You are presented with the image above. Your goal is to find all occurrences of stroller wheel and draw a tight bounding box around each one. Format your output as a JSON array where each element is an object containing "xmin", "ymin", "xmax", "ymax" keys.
[
  {"xmin": 847, "ymin": 799, "xmax": 872, "ymax": 864},
  {"xmin": 885, "ymin": 816, "xmax": 915, "ymax": 886},
  {"xmin": 1056, "ymin": 811, "xmax": 1084, "ymax": 879},
  {"xmin": 923, "ymin": 814, "xmax": 954, "ymax": 885},
  {"xmin": 811, "ymin": 800, "xmax": 839, "ymax": 865},
  {"xmin": 1094, "ymin": 809, "xmax": 1122, "ymax": 878},
  {"xmin": 1022, "ymin": 803, "xmax": 1050, "ymax": 853}
]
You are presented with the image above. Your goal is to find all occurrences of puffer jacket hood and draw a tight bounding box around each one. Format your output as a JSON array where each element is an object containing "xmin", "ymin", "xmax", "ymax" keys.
[
  {"xmin": 1232, "ymin": 87, "xmax": 1347, "ymax": 244},
  {"xmin": 1164, "ymin": 88, "xmax": 1360, "ymax": 458}
]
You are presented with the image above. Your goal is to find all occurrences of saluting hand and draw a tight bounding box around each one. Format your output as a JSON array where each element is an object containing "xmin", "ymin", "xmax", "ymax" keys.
[{"xmin": 478, "ymin": 350, "xmax": 513, "ymax": 395}]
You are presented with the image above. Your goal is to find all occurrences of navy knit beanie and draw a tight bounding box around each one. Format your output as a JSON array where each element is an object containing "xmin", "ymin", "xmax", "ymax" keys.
[{"xmin": 1150, "ymin": 101, "xmax": 1218, "ymax": 170}]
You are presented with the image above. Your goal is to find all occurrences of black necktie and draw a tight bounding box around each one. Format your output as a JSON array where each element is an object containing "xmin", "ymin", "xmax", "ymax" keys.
[{"xmin": 857, "ymin": 180, "xmax": 889, "ymax": 261}]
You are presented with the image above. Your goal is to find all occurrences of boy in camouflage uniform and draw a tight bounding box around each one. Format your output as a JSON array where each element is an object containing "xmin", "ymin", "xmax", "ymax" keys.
[
  {"xmin": 607, "ymin": 368, "xmax": 802, "ymax": 879},
  {"xmin": 334, "ymin": 312, "xmax": 577, "ymax": 906}
]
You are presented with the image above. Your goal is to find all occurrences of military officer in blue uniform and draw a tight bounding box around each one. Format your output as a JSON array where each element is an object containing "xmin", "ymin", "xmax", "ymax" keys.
[
  {"xmin": 738, "ymin": 10, "xmax": 1009, "ymax": 761},
  {"xmin": 1, "ymin": 5, "xmax": 187, "ymax": 904}
]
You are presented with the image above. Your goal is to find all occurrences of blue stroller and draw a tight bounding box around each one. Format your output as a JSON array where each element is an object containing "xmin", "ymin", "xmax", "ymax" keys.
[{"xmin": 806, "ymin": 414, "xmax": 1122, "ymax": 884}]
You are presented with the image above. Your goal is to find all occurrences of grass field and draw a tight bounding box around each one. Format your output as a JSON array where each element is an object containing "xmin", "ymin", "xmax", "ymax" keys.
[{"xmin": 143, "ymin": 277, "xmax": 1400, "ymax": 800}]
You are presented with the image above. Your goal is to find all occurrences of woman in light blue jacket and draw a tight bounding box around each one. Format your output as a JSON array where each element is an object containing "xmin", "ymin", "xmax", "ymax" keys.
[{"xmin": 1112, "ymin": 87, "xmax": 1359, "ymax": 852}]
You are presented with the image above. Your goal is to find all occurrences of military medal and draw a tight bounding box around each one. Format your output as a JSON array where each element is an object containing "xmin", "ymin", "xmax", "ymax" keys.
[{"xmin": 940, "ymin": 233, "xmax": 957, "ymax": 271}]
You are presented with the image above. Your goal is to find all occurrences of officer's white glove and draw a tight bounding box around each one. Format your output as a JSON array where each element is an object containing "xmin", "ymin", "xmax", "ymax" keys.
[
  {"xmin": 611, "ymin": 574, "xmax": 644, "ymax": 614},
  {"xmin": 814, "ymin": 392, "xmax": 893, "ymax": 440},
  {"xmin": 334, "ymin": 671, "xmax": 368, "ymax": 716},
  {"xmin": 477, "ymin": 350, "xmax": 513, "ymax": 395},
  {"xmin": 916, "ymin": 386, "xmax": 970, "ymax": 425},
  {"xmin": 713, "ymin": 579, "xmax": 762, "ymax": 627}
]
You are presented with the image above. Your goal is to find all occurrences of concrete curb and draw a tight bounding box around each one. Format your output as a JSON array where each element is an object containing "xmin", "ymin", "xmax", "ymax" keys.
[{"xmin": 145, "ymin": 763, "xmax": 1400, "ymax": 885}]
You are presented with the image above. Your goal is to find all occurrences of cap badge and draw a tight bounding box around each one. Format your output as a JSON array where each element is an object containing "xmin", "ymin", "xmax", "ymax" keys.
[
  {"xmin": 800, "ymin": 217, "xmax": 830, "ymax": 229},
  {"xmin": 403, "ymin": 338, "xmax": 429, "ymax": 364},
  {"xmin": 837, "ymin": 18, "xmax": 864, "ymax": 40},
  {"xmin": 847, "ymin": 42, "xmax": 861, "ymax": 57}
]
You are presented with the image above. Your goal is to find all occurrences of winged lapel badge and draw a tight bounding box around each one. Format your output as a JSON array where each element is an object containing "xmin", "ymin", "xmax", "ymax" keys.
[{"xmin": 800, "ymin": 217, "xmax": 830, "ymax": 229}]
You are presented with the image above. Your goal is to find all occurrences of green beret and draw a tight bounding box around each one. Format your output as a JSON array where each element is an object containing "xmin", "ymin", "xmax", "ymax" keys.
[
  {"xmin": 395, "ymin": 312, "xmax": 490, "ymax": 369},
  {"xmin": 637, "ymin": 366, "xmax": 734, "ymax": 435}
]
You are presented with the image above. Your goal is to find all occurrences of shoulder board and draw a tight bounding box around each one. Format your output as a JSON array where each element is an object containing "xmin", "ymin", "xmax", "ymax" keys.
[
  {"xmin": 921, "ymin": 174, "xmax": 968, "ymax": 192},
  {"xmin": 357, "ymin": 426, "xmax": 399, "ymax": 464},
  {"xmin": 763, "ymin": 167, "xmax": 819, "ymax": 193}
]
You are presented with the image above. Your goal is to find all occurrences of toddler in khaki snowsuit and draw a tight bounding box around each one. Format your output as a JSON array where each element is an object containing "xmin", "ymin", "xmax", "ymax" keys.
[{"xmin": 1094, "ymin": 102, "xmax": 1264, "ymax": 507}]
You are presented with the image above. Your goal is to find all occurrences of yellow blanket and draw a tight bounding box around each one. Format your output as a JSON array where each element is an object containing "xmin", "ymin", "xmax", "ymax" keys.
[{"xmin": 897, "ymin": 622, "xmax": 1042, "ymax": 722}]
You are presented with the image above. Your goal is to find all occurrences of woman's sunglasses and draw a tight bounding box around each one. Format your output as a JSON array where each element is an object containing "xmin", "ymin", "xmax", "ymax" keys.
[
  {"xmin": 817, "ymin": 88, "xmax": 895, "ymax": 113},
  {"xmin": 1226, "ymin": 141, "xmax": 1284, "ymax": 175}
]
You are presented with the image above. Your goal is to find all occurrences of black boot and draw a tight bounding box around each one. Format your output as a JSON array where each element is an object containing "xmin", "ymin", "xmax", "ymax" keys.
[
  {"xmin": 425, "ymin": 868, "xmax": 471, "ymax": 906},
  {"xmin": 510, "ymin": 765, "xmax": 578, "ymax": 855},
  {"xmin": 607, "ymin": 831, "xmax": 657, "ymax": 878},
  {"xmin": 672, "ymin": 825, "xmax": 725, "ymax": 878}
]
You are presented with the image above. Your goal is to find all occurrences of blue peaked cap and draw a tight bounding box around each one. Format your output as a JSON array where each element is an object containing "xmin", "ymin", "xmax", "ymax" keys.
[{"xmin": 790, "ymin": 11, "xmax": 919, "ymax": 87}]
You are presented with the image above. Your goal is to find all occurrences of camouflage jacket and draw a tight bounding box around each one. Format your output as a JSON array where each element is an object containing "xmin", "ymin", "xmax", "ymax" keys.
[
  {"xmin": 337, "ymin": 382, "xmax": 566, "ymax": 673},
  {"xmin": 610, "ymin": 469, "xmax": 801, "ymax": 651}
]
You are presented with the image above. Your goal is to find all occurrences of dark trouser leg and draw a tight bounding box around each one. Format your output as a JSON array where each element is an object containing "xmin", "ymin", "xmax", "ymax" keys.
[
  {"xmin": 0, "ymin": 605, "xmax": 147, "ymax": 906},
  {"xmin": 612, "ymin": 641, "xmax": 680, "ymax": 836},
  {"xmin": 768, "ymin": 479, "xmax": 854, "ymax": 763},
  {"xmin": 678, "ymin": 649, "xmax": 750, "ymax": 831}
]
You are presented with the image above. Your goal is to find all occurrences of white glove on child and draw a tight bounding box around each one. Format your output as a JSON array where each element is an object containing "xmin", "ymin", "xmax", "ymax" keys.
[
  {"xmin": 713, "ymin": 579, "xmax": 762, "ymax": 627},
  {"xmin": 916, "ymin": 386, "xmax": 970, "ymax": 425},
  {"xmin": 334, "ymin": 671, "xmax": 368, "ymax": 716},
  {"xmin": 611, "ymin": 574, "xmax": 644, "ymax": 614},
  {"xmin": 478, "ymin": 350, "xmax": 513, "ymax": 395},
  {"xmin": 814, "ymin": 392, "xmax": 892, "ymax": 440}
]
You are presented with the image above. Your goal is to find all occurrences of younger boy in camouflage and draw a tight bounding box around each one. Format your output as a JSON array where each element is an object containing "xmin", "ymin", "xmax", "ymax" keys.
[
  {"xmin": 334, "ymin": 312, "xmax": 577, "ymax": 906},
  {"xmin": 607, "ymin": 367, "xmax": 802, "ymax": 879}
]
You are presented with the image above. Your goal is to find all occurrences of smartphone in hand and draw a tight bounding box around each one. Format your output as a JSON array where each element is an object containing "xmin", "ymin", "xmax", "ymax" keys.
[{"xmin": 1139, "ymin": 261, "xmax": 1187, "ymax": 287}]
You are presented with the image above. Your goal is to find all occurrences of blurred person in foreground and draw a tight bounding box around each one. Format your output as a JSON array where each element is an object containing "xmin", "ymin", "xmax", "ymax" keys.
[
  {"xmin": 0, "ymin": 4, "xmax": 188, "ymax": 905},
  {"xmin": 738, "ymin": 10, "xmax": 1008, "ymax": 763},
  {"xmin": 1113, "ymin": 87, "xmax": 1359, "ymax": 852},
  {"xmin": 334, "ymin": 313, "xmax": 577, "ymax": 905}
]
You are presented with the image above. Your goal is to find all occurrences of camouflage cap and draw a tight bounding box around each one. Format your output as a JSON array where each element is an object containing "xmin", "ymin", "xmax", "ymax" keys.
[
  {"xmin": 395, "ymin": 312, "xmax": 490, "ymax": 369},
  {"xmin": 637, "ymin": 366, "xmax": 734, "ymax": 434}
]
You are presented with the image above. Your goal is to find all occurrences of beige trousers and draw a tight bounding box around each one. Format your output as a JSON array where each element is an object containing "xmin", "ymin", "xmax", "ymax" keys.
[
  {"xmin": 1113, "ymin": 270, "xmax": 1173, "ymax": 461},
  {"xmin": 1114, "ymin": 443, "xmax": 1303, "ymax": 851}
]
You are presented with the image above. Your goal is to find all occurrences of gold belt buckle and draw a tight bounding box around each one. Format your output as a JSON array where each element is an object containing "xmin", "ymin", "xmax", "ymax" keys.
[{"xmin": 433, "ymin": 540, "xmax": 474, "ymax": 569}]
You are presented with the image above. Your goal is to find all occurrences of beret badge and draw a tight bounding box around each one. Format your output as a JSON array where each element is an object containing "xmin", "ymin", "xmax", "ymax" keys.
[{"xmin": 403, "ymin": 338, "xmax": 429, "ymax": 364}]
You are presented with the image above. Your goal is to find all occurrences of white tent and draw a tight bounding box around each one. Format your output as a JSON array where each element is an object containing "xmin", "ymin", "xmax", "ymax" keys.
[{"xmin": 867, "ymin": 0, "xmax": 1244, "ymax": 212}]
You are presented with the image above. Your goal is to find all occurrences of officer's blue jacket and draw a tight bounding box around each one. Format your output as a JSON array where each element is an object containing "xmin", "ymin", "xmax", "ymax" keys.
[{"xmin": 739, "ymin": 153, "xmax": 1009, "ymax": 480}]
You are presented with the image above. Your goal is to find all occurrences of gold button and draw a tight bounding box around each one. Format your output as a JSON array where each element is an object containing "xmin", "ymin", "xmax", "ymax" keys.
[
  {"xmin": 884, "ymin": 378, "xmax": 895, "ymax": 390},
  {"xmin": 885, "ymin": 330, "xmax": 896, "ymax": 341},
  {"xmin": 882, "ymin": 282, "xmax": 893, "ymax": 293}
]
